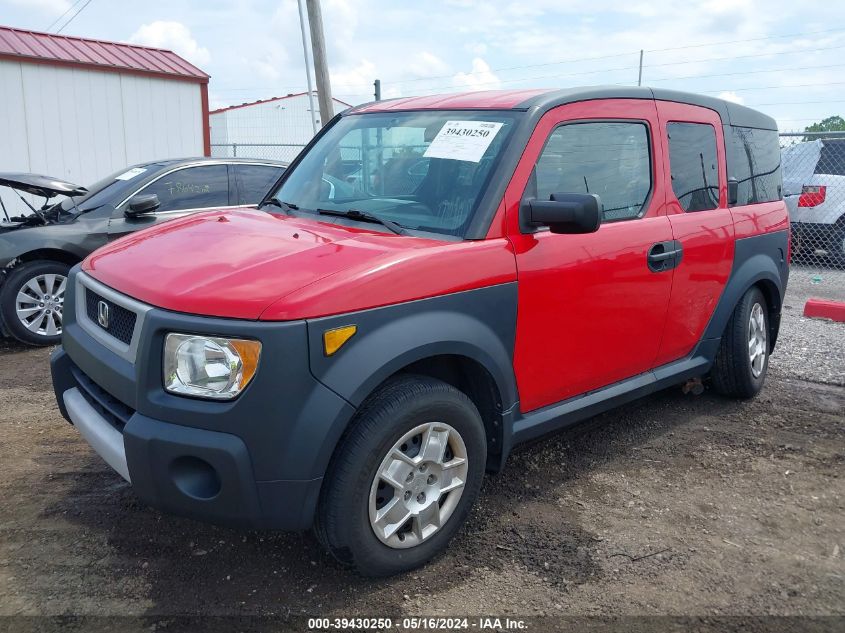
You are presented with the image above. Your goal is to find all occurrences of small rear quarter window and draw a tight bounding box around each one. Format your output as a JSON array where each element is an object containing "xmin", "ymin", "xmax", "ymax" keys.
[{"xmin": 727, "ymin": 126, "xmax": 783, "ymax": 204}]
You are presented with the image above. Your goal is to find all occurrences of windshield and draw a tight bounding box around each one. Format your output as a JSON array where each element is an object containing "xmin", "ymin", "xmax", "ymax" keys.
[
  {"xmin": 58, "ymin": 164, "xmax": 159, "ymax": 213},
  {"xmin": 267, "ymin": 111, "xmax": 518, "ymax": 237}
]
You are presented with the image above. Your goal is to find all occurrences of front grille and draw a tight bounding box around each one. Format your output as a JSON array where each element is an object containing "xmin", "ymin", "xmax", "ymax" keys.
[
  {"xmin": 71, "ymin": 365, "xmax": 134, "ymax": 432},
  {"xmin": 85, "ymin": 289, "xmax": 137, "ymax": 345}
]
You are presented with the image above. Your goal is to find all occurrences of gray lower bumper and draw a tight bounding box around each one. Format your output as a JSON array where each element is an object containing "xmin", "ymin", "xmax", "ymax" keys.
[{"xmin": 63, "ymin": 387, "xmax": 131, "ymax": 482}]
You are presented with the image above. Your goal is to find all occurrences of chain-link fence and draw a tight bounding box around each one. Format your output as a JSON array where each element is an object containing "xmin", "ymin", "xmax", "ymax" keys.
[
  {"xmin": 780, "ymin": 131, "xmax": 845, "ymax": 270},
  {"xmin": 210, "ymin": 143, "xmax": 306, "ymax": 163}
]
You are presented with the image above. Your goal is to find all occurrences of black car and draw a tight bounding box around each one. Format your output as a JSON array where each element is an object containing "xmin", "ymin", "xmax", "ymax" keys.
[{"xmin": 0, "ymin": 158, "xmax": 286, "ymax": 346}]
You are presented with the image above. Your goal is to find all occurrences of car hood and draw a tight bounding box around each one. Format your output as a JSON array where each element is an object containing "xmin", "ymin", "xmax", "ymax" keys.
[
  {"xmin": 0, "ymin": 172, "xmax": 87, "ymax": 198},
  {"xmin": 82, "ymin": 207, "xmax": 516, "ymax": 320}
]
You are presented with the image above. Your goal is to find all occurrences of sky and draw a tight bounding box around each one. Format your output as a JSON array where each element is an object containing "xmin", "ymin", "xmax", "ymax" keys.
[{"xmin": 2, "ymin": 0, "xmax": 845, "ymax": 132}]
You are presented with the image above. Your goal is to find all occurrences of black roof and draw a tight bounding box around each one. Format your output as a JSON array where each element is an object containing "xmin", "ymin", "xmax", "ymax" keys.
[{"xmin": 516, "ymin": 86, "xmax": 777, "ymax": 130}]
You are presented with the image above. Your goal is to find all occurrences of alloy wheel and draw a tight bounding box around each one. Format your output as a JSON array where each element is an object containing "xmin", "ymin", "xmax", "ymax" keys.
[
  {"xmin": 368, "ymin": 422, "xmax": 469, "ymax": 549},
  {"xmin": 15, "ymin": 273, "xmax": 66, "ymax": 337},
  {"xmin": 748, "ymin": 302, "xmax": 767, "ymax": 378}
]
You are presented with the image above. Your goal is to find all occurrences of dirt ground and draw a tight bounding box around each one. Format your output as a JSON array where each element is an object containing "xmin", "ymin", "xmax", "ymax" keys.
[{"xmin": 0, "ymin": 266, "xmax": 842, "ymax": 627}]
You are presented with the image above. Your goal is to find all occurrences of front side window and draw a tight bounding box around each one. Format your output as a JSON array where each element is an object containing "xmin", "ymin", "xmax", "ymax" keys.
[
  {"xmin": 528, "ymin": 121, "xmax": 652, "ymax": 222},
  {"xmin": 667, "ymin": 122, "xmax": 720, "ymax": 212},
  {"xmin": 138, "ymin": 165, "xmax": 230, "ymax": 212},
  {"xmin": 268, "ymin": 111, "xmax": 518, "ymax": 237}
]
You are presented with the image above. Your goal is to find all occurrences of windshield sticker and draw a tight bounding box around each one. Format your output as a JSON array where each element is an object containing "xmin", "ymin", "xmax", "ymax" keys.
[
  {"xmin": 423, "ymin": 121, "xmax": 504, "ymax": 163},
  {"xmin": 114, "ymin": 167, "xmax": 147, "ymax": 181}
]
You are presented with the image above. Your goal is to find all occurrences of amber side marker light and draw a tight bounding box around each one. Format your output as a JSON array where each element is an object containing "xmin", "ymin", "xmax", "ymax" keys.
[{"xmin": 324, "ymin": 325, "xmax": 357, "ymax": 356}]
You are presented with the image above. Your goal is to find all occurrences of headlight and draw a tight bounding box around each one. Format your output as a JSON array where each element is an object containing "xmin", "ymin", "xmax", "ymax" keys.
[{"xmin": 164, "ymin": 333, "xmax": 261, "ymax": 400}]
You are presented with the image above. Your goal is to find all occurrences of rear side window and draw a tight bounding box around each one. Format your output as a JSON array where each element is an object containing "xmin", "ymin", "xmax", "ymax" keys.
[
  {"xmin": 139, "ymin": 165, "xmax": 230, "ymax": 212},
  {"xmin": 531, "ymin": 121, "xmax": 652, "ymax": 222},
  {"xmin": 235, "ymin": 164, "xmax": 285, "ymax": 205},
  {"xmin": 667, "ymin": 122, "xmax": 720, "ymax": 211},
  {"xmin": 816, "ymin": 140, "xmax": 845, "ymax": 175},
  {"xmin": 727, "ymin": 126, "xmax": 782, "ymax": 204}
]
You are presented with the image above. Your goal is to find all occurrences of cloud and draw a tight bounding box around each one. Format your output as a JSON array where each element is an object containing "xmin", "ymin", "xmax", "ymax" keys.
[
  {"xmin": 408, "ymin": 52, "xmax": 450, "ymax": 78},
  {"xmin": 331, "ymin": 59, "xmax": 378, "ymax": 101},
  {"xmin": 717, "ymin": 91, "xmax": 745, "ymax": 104},
  {"xmin": 452, "ymin": 58, "xmax": 501, "ymax": 91},
  {"xmin": 128, "ymin": 21, "xmax": 211, "ymax": 67}
]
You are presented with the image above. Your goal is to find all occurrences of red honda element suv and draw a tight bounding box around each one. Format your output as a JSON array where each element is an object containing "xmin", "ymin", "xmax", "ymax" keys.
[{"xmin": 51, "ymin": 87, "xmax": 789, "ymax": 576}]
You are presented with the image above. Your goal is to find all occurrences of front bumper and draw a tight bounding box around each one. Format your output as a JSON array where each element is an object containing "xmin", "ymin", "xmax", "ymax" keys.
[
  {"xmin": 52, "ymin": 348, "xmax": 326, "ymax": 529},
  {"xmin": 50, "ymin": 268, "xmax": 357, "ymax": 530}
]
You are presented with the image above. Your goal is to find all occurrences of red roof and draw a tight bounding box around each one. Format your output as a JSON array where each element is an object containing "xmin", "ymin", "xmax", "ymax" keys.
[
  {"xmin": 0, "ymin": 24, "xmax": 208, "ymax": 83},
  {"xmin": 353, "ymin": 89, "xmax": 551, "ymax": 112},
  {"xmin": 211, "ymin": 91, "xmax": 352, "ymax": 114}
]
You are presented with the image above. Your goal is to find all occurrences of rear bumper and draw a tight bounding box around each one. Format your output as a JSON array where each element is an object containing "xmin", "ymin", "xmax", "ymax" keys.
[
  {"xmin": 791, "ymin": 221, "xmax": 841, "ymax": 255},
  {"xmin": 52, "ymin": 345, "xmax": 327, "ymax": 531}
]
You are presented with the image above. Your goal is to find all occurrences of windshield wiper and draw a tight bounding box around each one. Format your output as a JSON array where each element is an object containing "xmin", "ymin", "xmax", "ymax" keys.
[
  {"xmin": 261, "ymin": 198, "xmax": 299, "ymax": 213},
  {"xmin": 317, "ymin": 208, "xmax": 406, "ymax": 235}
]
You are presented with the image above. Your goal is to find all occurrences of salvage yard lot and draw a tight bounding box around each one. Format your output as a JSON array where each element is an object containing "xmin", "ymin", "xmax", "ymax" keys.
[{"xmin": 0, "ymin": 267, "xmax": 842, "ymax": 619}]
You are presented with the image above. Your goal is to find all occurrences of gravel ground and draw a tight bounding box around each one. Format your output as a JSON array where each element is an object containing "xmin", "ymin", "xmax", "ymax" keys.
[
  {"xmin": 771, "ymin": 266, "xmax": 845, "ymax": 386},
  {"xmin": 0, "ymin": 265, "xmax": 842, "ymax": 629}
]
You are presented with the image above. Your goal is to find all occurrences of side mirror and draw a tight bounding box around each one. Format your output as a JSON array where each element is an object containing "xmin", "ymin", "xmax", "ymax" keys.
[
  {"xmin": 525, "ymin": 192, "xmax": 602, "ymax": 234},
  {"xmin": 727, "ymin": 177, "xmax": 739, "ymax": 206},
  {"xmin": 125, "ymin": 193, "xmax": 160, "ymax": 217}
]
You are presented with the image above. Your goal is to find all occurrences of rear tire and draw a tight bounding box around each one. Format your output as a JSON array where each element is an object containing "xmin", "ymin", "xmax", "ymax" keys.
[
  {"xmin": 314, "ymin": 375, "xmax": 486, "ymax": 577},
  {"xmin": 0, "ymin": 260, "xmax": 70, "ymax": 346},
  {"xmin": 710, "ymin": 286, "xmax": 769, "ymax": 399}
]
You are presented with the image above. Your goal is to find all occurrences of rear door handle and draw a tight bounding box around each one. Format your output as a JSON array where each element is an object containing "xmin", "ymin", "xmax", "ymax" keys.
[{"xmin": 647, "ymin": 240, "xmax": 683, "ymax": 272}]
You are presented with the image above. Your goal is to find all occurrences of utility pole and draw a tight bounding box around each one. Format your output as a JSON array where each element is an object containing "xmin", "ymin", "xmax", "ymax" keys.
[
  {"xmin": 305, "ymin": 0, "xmax": 334, "ymax": 126},
  {"xmin": 296, "ymin": 0, "xmax": 318, "ymax": 134},
  {"xmin": 373, "ymin": 79, "xmax": 381, "ymax": 101},
  {"xmin": 637, "ymin": 49, "xmax": 644, "ymax": 86}
]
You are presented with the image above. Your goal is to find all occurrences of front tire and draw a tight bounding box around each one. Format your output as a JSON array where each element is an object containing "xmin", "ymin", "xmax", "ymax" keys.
[
  {"xmin": 315, "ymin": 375, "xmax": 487, "ymax": 577},
  {"xmin": 0, "ymin": 260, "xmax": 70, "ymax": 346},
  {"xmin": 710, "ymin": 286, "xmax": 769, "ymax": 399}
]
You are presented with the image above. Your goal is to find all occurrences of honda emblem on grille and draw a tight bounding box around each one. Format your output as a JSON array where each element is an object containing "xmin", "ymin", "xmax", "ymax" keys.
[{"xmin": 97, "ymin": 301, "xmax": 110, "ymax": 329}]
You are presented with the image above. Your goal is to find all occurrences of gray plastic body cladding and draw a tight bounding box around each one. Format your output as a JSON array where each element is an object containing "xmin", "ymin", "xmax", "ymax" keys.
[
  {"xmin": 57, "ymin": 268, "xmax": 354, "ymax": 483},
  {"xmin": 699, "ymin": 230, "xmax": 789, "ymax": 350},
  {"xmin": 307, "ymin": 282, "xmax": 519, "ymax": 409}
]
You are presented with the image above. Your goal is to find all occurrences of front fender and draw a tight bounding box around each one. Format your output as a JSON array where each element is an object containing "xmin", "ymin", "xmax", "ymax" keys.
[
  {"xmin": 0, "ymin": 216, "xmax": 109, "ymax": 266},
  {"xmin": 306, "ymin": 283, "xmax": 519, "ymax": 409}
]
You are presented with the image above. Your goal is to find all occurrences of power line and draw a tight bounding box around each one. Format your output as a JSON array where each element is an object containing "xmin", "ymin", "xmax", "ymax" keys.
[
  {"xmin": 212, "ymin": 28, "xmax": 845, "ymax": 94},
  {"xmin": 56, "ymin": 0, "xmax": 95, "ymax": 34},
  {"xmin": 45, "ymin": 0, "xmax": 85, "ymax": 32},
  {"xmin": 408, "ymin": 60, "xmax": 845, "ymax": 94},
  {"xmin": 649, "ymin": 61, "xmax": 845, "ymax": 83},
  {"xmin": 749, "ymin": 99, "xmax": 845, "ymax": 107},
  {"xmin": 365, "ymin": 26, "xmax": 845, "ymax": 88},
  {"xmin": 702, "ymin": 81, "xmax": 845, "ymax": 94}
]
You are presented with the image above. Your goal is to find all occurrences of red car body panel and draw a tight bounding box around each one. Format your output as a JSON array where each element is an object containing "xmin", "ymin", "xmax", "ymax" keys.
[
  {"xmin": 80, "ymin": 90, "xmax": 789, "ymax": 410},
  {"xmin": 83, "ymin": 208, "xmax": 517, "ymax": 321},
  {"xmin": 501, "ymin": 99, "xmax": 676, "ymax": 411},
  {"xmin": 653, "ymin": 100, "xmax": 736, "ymax": 366},
  {"xmin": 731, "ymin": 201, "xmax": 791, "ymax": 238}
]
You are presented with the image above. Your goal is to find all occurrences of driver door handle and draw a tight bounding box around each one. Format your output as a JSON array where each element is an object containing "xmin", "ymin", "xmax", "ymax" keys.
[{"xmin": 647, "ymin": 240, "xmax": 683, "ymax": 272}]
